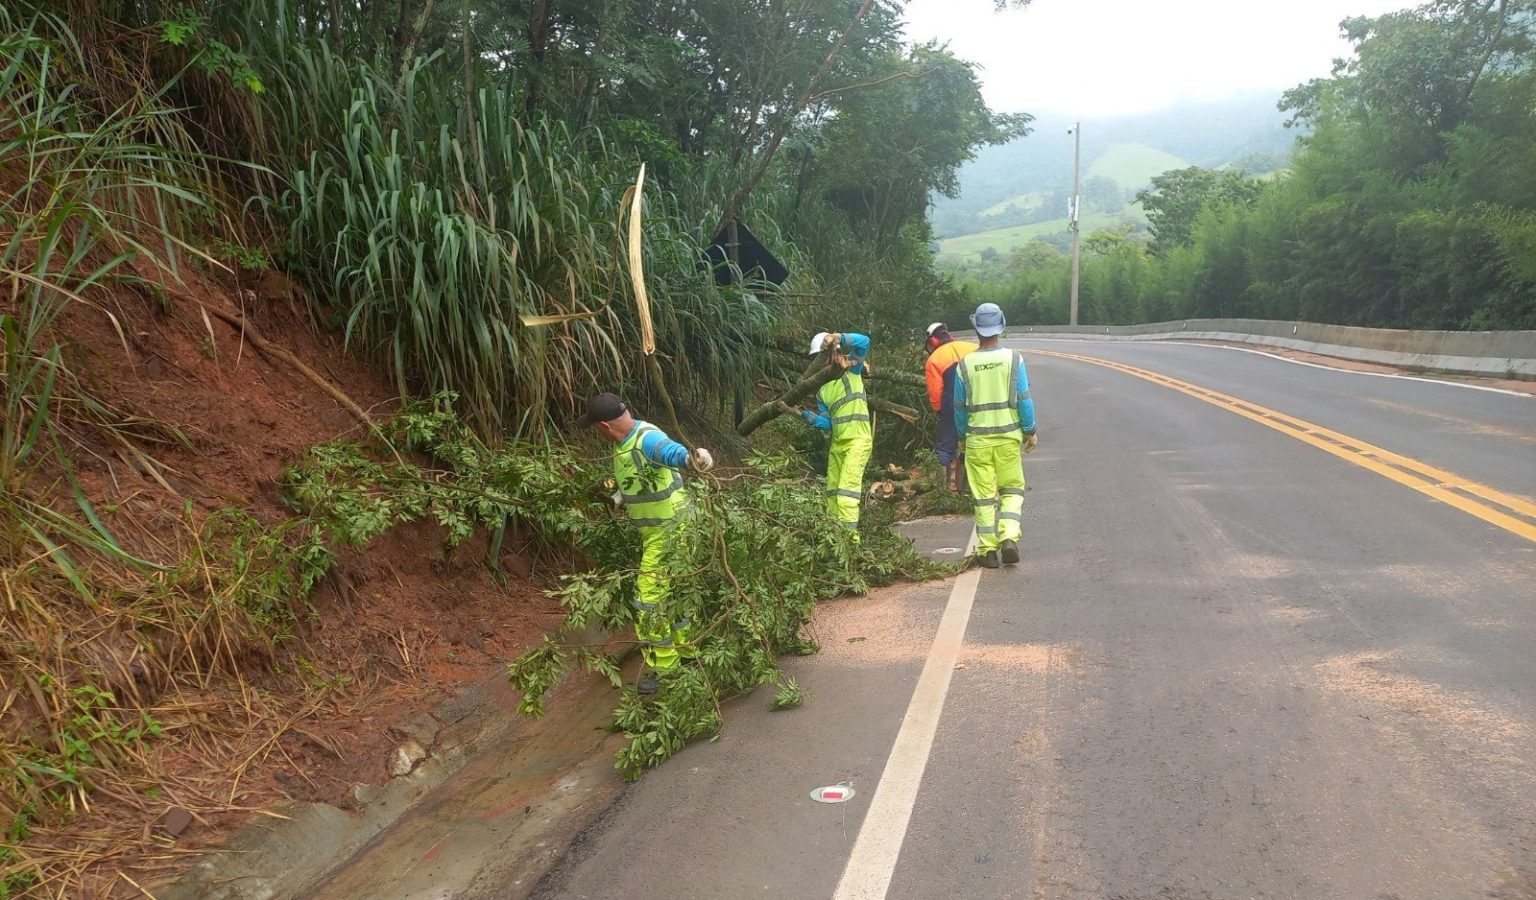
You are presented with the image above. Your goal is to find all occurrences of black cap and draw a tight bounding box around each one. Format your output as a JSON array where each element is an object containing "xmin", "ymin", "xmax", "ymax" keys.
[{"xmin": 575, "ymin": 392, "xmax": 627, "ymax": 428}]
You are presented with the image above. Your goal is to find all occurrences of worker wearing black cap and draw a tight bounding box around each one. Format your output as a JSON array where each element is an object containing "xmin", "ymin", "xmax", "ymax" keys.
[{"xmin": 577, "ymin": 393, "xmax": 715, "ymax": 693}]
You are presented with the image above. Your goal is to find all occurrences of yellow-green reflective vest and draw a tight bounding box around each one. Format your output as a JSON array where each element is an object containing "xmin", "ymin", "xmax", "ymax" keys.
[
  {"xmin": 818, "ymin": 370, "xmax": 871, "ymax": 441},
  {"xmin": 957, "ymin": 348, "xmax": 1025, "ymax": 440},
  {"xmin": 614, "ymin": 423, "xmax": 688, "ymax": 530}
]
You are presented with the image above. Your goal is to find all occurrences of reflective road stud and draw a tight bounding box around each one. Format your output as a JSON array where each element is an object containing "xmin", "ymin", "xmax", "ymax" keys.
[{"xmin": 811, "ymin": 785, "xmax": 855, "ymax": 803}]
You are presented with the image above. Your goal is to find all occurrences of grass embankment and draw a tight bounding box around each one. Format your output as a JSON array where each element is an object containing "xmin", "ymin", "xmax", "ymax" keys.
[{"xmin": 0, "ymin": 6, "xmax": 962, "ymax": 893}]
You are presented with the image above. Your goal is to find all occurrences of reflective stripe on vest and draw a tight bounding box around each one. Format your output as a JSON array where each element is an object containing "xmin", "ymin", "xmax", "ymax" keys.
[
  {"xmin": 614, "ymin": 423, "xmax": 688, "ymax": 529},
  {"xmin": 959, "ymin": 348, "xmax": 1024, "ymax": 438},
  {"xmin": 819, "ymin": 371, "xmax": 871, "ymax": 437}
]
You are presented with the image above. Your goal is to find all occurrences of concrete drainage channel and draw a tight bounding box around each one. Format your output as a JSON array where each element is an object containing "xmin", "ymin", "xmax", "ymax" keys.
[
  {"xmin": 155, "ymin": 519, "xmax": 969, "ymax": 900},
  {"xmin": 156, "ymin": 649, "xmax": 627, "ymax": 900}
]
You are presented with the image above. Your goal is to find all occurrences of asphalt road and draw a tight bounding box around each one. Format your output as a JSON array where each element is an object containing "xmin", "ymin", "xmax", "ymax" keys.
[{"xmin": 533, "ymin": 342, "xmax": 1536, "ymax": 900}]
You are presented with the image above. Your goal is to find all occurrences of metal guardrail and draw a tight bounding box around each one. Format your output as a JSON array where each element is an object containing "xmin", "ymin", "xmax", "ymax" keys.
[{"xmin": 1007, "ymin": 319, "xmax": 1536, "ymax": 379}]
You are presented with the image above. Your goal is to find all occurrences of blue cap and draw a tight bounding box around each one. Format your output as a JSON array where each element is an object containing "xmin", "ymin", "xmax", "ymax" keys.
[{"xmin": 971, "ymin": 303, "xmax": 1006, "ymax": 337}]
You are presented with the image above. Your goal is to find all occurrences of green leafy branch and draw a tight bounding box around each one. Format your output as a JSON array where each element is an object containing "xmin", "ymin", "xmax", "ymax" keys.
[{"xmin": 508, "ymin": 449, "xmax": 950, "ymax": 781}]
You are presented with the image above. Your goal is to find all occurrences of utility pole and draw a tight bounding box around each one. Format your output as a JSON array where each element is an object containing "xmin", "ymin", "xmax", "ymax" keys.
[{"xmin": 1068, "ymin": 121, "xmax": 1082, "ymax": 326}]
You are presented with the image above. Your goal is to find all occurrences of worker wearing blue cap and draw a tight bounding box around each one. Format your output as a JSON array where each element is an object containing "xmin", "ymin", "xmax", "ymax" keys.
[{"xmin": 953, "ymin": 303, "xmax": 1037, "ymax": 568}]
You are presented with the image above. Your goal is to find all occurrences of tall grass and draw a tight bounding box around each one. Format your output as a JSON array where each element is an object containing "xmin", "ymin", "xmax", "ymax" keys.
[
  {"xmin": 0, "ymin": 6, "xmax": 211, "ymax": 570},
  {"xmin": 0, "ymin": 9, "xmax": 262, "ymax": 893},
  {"xmin": 251, "ymin": 23, "xmax": 777, "ymax": 434}
]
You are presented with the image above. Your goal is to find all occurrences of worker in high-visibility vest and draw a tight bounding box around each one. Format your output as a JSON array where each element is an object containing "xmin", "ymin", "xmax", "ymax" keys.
[
  {"xmin": 923, "ymin": 322, "xmax": 978, "ymax": 492},
  {"xmin": 786, "ymin": 331, "xmax": 873, "ymax": 537},
  {"xmin": 953, "ymin": 304, "xmax": 1037, "ymax": 569},
  {"xmin": 578, "ymin": 393, "xmax": 714, "ymax": 693}
]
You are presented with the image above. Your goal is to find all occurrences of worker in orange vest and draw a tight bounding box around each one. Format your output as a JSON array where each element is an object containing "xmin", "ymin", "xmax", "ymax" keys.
[{"xmin": 923, "ymin": 323, "xmax": 978, "ymax": 492}]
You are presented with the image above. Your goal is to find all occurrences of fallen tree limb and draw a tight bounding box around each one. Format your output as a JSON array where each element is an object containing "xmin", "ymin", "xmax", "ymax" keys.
[
  {"xmin": 200, "ymin": 304, "xmax": 375, "ymax": 430},
  {"xmin": 773, "ymin": 341, "xmax": 924, "ymax": 390},
  {"xmin": 737, "ymin": 360, "xmax": 842, "ymax": 437},
  {"xmin": 866, "ymin": 371, "xmax": 925, "ymax": 390},
  {"xmin": 868, "ymin": 397, "xmax": 920, "ymax": 423},
  {"xmin": 772, "ymin": 339, "xmax": 811, "ymax": 359},
  {"xmin": 739, "ymin": 357, "xmax": 924, "ymax": 436}
]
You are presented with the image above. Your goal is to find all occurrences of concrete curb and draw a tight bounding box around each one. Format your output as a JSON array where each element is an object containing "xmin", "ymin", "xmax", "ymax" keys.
[{"xmin": 1002, "ymin": 319, "xmax": 1536, "ymax": 379}]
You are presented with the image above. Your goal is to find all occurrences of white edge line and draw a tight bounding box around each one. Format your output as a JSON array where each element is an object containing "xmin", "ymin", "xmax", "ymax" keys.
[
  {"xmin": 1013, "ymin": 337, "xmax": 1534, "ymax": 399},
  {"xmin": 832, "ymin": 527, "xmax": 980, "ymax": 900}
]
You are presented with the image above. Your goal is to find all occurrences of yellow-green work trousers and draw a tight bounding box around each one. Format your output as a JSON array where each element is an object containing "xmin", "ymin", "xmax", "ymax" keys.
[
  {"xmin": 825, "ymin": 437, "xmax": 873, "ymax": 535},
  {"xmin": 965, "ymin": 436, "xmax": 1025, "ymax": 554},
  {"xmin": 635, "ymin": 525, "xmax": 694, "ymax": 671}
]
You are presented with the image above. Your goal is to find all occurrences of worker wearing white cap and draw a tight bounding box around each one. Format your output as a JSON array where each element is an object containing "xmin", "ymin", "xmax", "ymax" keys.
[
  {"xmin": 953, "ymin": 304, "xmax": 1037, "ymax": 568},
  {"xmin": 789, "ymin": 331, "xmax": 873, "ymax": 537}
]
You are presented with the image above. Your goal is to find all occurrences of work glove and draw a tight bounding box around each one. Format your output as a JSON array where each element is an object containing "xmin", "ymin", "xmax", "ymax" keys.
[
  {"xmin": 611, "ymin": 490, "xmax": 624, "ymax": 507},
  {"xmin": 1023, "ymin": 432, "xmax": 1039, "ymax": 454},
  {"xmin": 689, "ymin": 448, "xmax": 715, "ymax": 472}
]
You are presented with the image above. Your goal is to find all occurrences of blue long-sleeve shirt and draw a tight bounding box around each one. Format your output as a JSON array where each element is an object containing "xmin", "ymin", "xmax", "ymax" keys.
[
  {"xmin": 625, "ymin": 421, "xmax": 689, "ymax": 469},
  {"xmin": 802, "ymin": 333, "xmax": 870, "ymax": 432},
  {"xmin": 953, "ymin": 349, "xmax": 1036, "ymax": 438}
]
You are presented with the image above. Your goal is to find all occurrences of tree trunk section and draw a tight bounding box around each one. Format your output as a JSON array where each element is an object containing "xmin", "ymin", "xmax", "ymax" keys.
[
  {"xmin": 394, "ymin": 0, "xmax": 437, "ymax": 97},
  {"xmin": 737, "ymin": 360, "xmax": 843, "ymax": 437},
  {"xmin": 524, "ymin": 0, "xmax": 554, "ymax": 122},
  {"xmin": 715, "ymin": 0, "xmax": 878, "ymax": 236},
  {"xmin": 462, "ymin": 0, "xmax": 480, "ymax": 162}
]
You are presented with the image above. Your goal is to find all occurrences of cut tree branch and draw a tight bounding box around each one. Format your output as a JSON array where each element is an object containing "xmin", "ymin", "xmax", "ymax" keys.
[
  {"xmin": 737, "ymin": 360, "xmax": 843, "ymax": 437},
  {"xmin": 869, "ymin": 397, "xmax": 920, "ymax": 423},
  {"xmin": 737, "ymin": 358, "xmax": 926, "ymax": 436},
  {"xmin": 866, "ymin": 371, "xmax": 925, "ymax": 390}
]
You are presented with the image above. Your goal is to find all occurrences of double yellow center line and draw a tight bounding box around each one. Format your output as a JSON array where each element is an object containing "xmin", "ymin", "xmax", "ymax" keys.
[{"xmin": 1032, "ymin": 348, "xmax": 1536, "ymax": 545}]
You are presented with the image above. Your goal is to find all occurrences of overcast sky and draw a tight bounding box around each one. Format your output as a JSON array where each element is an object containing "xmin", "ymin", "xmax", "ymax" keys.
[{"xmin": 901, "ymin": 0, "xmax": 1412, "ymax": 117}]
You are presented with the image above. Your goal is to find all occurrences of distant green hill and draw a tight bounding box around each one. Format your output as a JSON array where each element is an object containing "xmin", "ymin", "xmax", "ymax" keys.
[
  {"xmin": 937, "ymin": 208, "xmax": 1147, "ymax": 264},
  {"xmin": 980, "ymin": 190, "xmax": 1048, "ymax": 219},
  {"xmin": 1086, "ymin": 142, "xmax": 1189, "ymax": 191},
  {"xmin": 930, "ymin": 92, "xmax": 1296, "ymax": 240}
]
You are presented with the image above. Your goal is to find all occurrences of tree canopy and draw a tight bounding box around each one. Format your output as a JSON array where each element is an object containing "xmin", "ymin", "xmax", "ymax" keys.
[{"xmin": 958, "ymin": 0, "xmax": 1536, "ymax": 331}]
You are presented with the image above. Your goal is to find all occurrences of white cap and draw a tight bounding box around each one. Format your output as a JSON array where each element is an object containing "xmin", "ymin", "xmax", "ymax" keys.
[
  {"xmin": 925, "ymin": 322, "xmax": 946, "ymax": 337},
  {"xmin": 809, "ymin": 331, "xmax": 832, "ymax": 355}
]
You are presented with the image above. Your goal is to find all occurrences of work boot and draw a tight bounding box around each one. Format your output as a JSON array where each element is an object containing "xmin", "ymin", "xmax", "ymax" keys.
[
  {"xmin": 636, "ymin": 672, "xmax": 660, "ymax": 695},
  {"xmin": 1000, "ymin": 539, "xmax": 1019, "ymax": 565},
  {"xmin": 976, "ymin": 550, "xmax": 1000, "ymax": 569}
]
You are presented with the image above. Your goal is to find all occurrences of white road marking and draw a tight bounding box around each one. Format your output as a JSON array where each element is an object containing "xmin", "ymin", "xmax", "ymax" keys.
[
  {"xmin": 1013, "ymin": 337, "xmax": 1534, "ymax": 398},
  {"xmin": 833, "ymin": 530, "xmax": 981, "ymax": 900}
]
